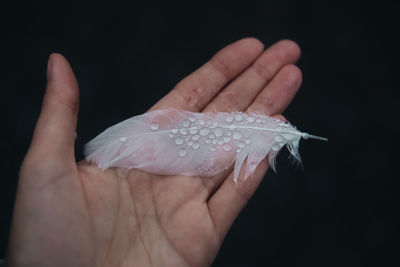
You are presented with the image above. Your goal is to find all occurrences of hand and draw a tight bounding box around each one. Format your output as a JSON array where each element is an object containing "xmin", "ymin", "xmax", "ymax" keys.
[{"xmin": 7, "ymin": 38, "xmax": 301, "ymax": 267}]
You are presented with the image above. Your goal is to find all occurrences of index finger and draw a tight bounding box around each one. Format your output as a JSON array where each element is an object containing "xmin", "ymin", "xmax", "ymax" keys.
[{"xmin": 149, "ymin": 38, "xmax": 264, "ymax": 112}]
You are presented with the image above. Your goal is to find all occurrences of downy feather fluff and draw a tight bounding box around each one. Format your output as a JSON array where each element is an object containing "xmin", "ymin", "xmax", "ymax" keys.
[{"xmin": 84, "ymin": 109, "xmax": 327, "ymax": 182}]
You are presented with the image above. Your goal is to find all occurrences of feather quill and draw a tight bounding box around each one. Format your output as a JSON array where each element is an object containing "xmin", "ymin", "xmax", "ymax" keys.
[{"xmin": 84, "ymin": 109, "xmax": 327, "ymax": 182}]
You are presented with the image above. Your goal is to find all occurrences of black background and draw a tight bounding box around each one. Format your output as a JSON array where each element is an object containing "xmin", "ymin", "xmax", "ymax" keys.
[{"xmin": 1, "ymin": 0, "xmax": 399, "ymax": 266}]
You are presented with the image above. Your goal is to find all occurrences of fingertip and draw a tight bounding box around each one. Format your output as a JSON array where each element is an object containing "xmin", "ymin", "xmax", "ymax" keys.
[
  {"xmin": 276, "ymin": 39, "xmax": 302, "ymax": 62},
  {"xmin": 282, "ymin": 64, "xmax": 303, "ymax": 89},
  {"xmin": 238, "ymin": 37, "xmax": 265, "ymax": 52}
]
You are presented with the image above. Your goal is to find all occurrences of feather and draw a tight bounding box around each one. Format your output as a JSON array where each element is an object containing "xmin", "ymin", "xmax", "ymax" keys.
[{"xmin": 84, "ymin": 109, "xmax": 327, "ymax": 182}]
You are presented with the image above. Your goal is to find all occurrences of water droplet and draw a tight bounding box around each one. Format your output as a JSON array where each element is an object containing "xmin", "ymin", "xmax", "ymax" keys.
[
  {"xmin": 223, "ymin": 144, "xmax": 232, "ymax": 151},
  {"xmin": 236, "ymin": 149, "xmax": 241, "ymax": 153},
  {"xmin": 211, "ymin": 147, "xmax": 216, "ymax": 152},
  {"xmin": 205, "ymin": 139, "xmax": 211, "ymax": 144},
  {"xmin": 178, "ymin": 149, "xmax": 187, "ymax": 157},
  {"xmin": 150, "ymin": 123, "xmax": 159, "ymax": 131},
  {"xmin": 218, "ymin": 140, "xmax": 224, "ymax": 145},
  {"xmin": 179, "ymin": 128, "xmax": 187, "ymax": 135},
  {"xmin": 209, "ymin": 134, "xmax": 215, "ymax": 139},
  {"xmin": 120, "ymin": 136, "xmax": 127, "ymax": 142},
  {"xmin": 282, "ymin": 133, "xmax": 295, "ymax": 140},
  {"xmin": 189, "ymin": 127, "xmax": 198, "ymax": 134},
  {"xmin": 207, "ymin": 121, "xmax": 212, "ymax": 126},
  {"xmin": 247, "ymin": 116, "xmax": 255, "ymax": 123},
  {"xmin": 171, "ymin": 129, "xmax": 178, "ymax": 134},
  {"xmin": 223, "ymin": 137, "xmax": 231, "ymax": 143},
  {"xmin": 188, "ymin": 141, "xmax": 193, "ymax": 146},
  {"xmin": 225, "ymin": 116, "xmax": 233, "ymax": 123},
  {"xmin": 200, "ymin": 128, "xmax": 210, "ymax": 136},
  {"xmin": 192, "ymin": 143, "xmax": 200, "ymax": 149},
  {"xmin": 235, "ymin": 114, "xmax": 243, "ymax": 121},
  {"xmin": 212, "ymin": 140, "xmax": 218, "ymax": 144},
  {"xmin": 274, "ymin": 135, "xmax": 284, "ymax": 142},
  {"xmin": 245, "ymin": 138, "xmax": 251, "ymax": 144},
  {"xmin": 199, "ymin": 120, "xmax": 205, "ymax": 126},
  {"xmin": 212, "ymin": 122, "xmax": 218, "ymax": 127},
  {"xmin": 238, "ymin": 142, "xmax": 246, "ymax": 149},
  {"xmin": 189, "ymin": 117, "xmax": 196, "ymax": 122},
  {"xmin": 175, "ymin": 138, "xmax": 184, "ymax": 145},
  {"xmin": 192, "ymin": 135, "xmax": 200, "ymax": 141},
  {"xmin": 227, "ymin": 132, "xmax": 232, "ymax": 136},
  {"xmin": 169, "ymin": 133, "xmax": 174, "ymax": 138},
  {"xmin": 214, "ymin": 128, "xmax": 224, "ymax": 137},
  {"xmin": 233, "ymin": 132, "xmax": 242, "ymax": 140},
  {"xmin": 272, "ymin": 144, "xmax": 281, "ymax": 152},
  {"xmin": 182, "ymin": 120, "xmax": 190, "ymax": 127},
  {"xmin": 256, "ymin": 119, "xmax": 262, "ymax": 123},
  {"xmin": 278, "ymin": 122, "xmax": 285, "ymax": 127}
]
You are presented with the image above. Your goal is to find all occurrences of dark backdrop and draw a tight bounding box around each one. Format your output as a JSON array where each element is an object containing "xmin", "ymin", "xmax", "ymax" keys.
[{"xmin": 1, "ymin": 1, "xmax": 398, "ymax": 266}]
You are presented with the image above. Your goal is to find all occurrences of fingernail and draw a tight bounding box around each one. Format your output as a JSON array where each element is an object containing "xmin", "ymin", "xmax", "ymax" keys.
[{"xmin": 46, "ymin": 54, "xmax": 53, "ymax": 81}]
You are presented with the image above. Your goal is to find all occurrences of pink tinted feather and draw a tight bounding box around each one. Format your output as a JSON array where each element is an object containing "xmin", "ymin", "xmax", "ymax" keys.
[{"xmin": 84, "ymin": 109, "xmax": 327, "ymax": 182}]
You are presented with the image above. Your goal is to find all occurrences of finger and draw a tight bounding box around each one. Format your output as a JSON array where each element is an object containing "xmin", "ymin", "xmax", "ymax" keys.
[
  {"xmin": 208, "ymin": 66, "xmax": 302, "ymax": 238},
  {"xmin": 202, "ymin": 40, "xmax": 301, "ymax": 112},
  {"xmin": 203, "ymin": 57, "xmax": 302, "ymax": 195},
  {"xmin": 28, "ymin": 53, "xmax": 79, "ymax": 164},
  {"xmin": 150, "ymin": 38, "xmax": 264, "ymax": 111},
  {"xmin": 248, "ymin": 64, "xmax": 302, "ymax": 115}
]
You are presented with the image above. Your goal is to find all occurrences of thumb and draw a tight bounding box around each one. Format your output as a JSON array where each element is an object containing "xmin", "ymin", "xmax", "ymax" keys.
[{"xmin": 29, "ymin": 53, "xmax": 80, "ymax": 164}]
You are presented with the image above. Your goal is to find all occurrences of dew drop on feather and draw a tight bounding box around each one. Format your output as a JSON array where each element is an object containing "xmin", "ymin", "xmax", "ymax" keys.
[
  {"xmin": 150, "ymin": 123, "xmax": 159, "ymax": 131},
  {"xmin": 200, "ymin": 128, "xmax": 210, "ymax": 136},
  {"xmin": 178, "ymin": 149, "xmax": 187, "ymax": 157},
  {"xmin": 247, "ymin": 116, "xmax": 255, "ymax": 123},
  {"xmin": 272, "ymin": 143, "xmax": 281, "ymax": 152},
  {"xmin": 235, "ymin": 114, "xmax": 243, "ymax": 121},
  {"xmin": 175, "ymin": 138, "xmax": 184, "ymax": 145},
  {"xmin": 192, "ymin": 143, "xmax": 200, "ymax": 149},
  {"xmin": 180, "ymin": 128, "xmax": 187, "ymax": 135},
  {"xmin": 223, "ymin": 144, "xmax": 232, "ymax": 151},
  {"xmin": 233, "ymin": 132, "xmax": 242, "ymax": 140},
  {"xmin": 214, "ymin": 128, "xmax": 224, "ymax": 137},
  {"xmin": 189, "ymin": 127, "xmax": 198, "ymax": 134},
  {"xmin": 225, "ymin": 116, "xmax": 233, "ymax": 123},
  {"xmin": 282, "ymin": 133, "xmax": 295, "ymax": 140}
]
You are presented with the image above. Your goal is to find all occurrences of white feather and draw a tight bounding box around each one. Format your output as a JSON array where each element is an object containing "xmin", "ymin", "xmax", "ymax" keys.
[{"xmin": 84, "ymin": 109, "xmax": 327, "ymax": 182}]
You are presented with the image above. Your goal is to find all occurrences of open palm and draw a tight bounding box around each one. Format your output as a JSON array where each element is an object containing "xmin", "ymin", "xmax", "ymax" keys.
[{"xmin": 7, "ymin": 38, "xmax": 302, "ymax": 267}]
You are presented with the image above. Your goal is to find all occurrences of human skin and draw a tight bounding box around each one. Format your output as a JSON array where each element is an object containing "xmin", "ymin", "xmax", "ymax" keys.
[{"xmin": 6, "ymin": 38, "xmax": 302, "ymax": 267}]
